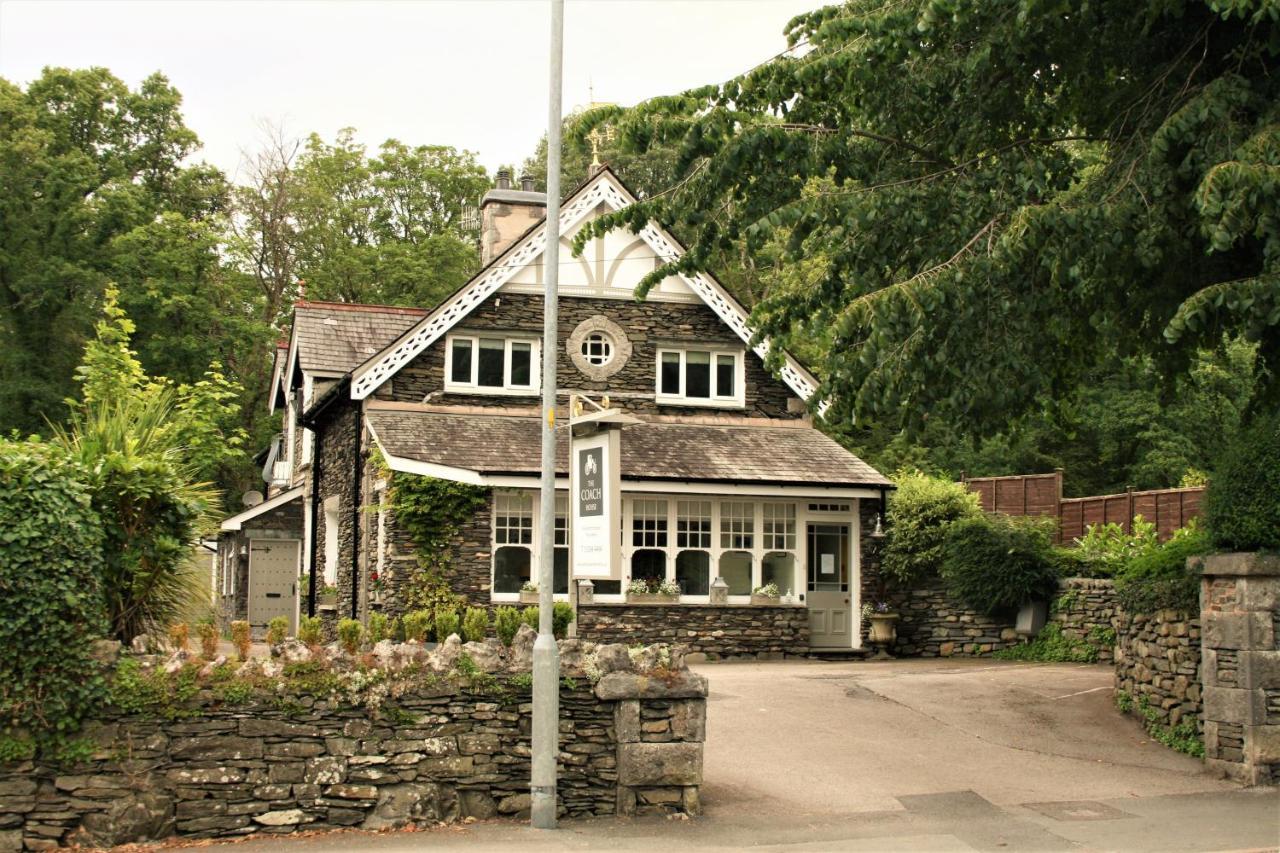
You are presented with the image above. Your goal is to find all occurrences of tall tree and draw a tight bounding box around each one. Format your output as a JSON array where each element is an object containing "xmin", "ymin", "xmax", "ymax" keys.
[
  {"xmin": 576, "ymin": 1, "xmax": 1280, "ymax": 433},
  {"xmin": 0, "ymin": 68, "xmax": 223, "ymax": 433}
]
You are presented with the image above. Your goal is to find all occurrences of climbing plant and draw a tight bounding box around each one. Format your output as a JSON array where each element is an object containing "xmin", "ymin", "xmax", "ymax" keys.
[{"xmin": 377, "ymin": 452, "xmax": 488, "ymax": 611}]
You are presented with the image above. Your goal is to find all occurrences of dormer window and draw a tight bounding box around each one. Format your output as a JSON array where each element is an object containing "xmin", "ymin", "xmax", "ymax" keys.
[
  {"xmin": 445, "ymin": 334, "xmax": 539, "ymax": 395},
  {"xmin": 655, "ymin": 347, "xmax": 744, "ymax": 407}
]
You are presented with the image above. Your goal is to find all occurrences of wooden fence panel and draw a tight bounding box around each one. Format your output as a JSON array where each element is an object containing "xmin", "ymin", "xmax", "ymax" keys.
[{"xmin": 962, "ymin": 472, "xmax": 1204, "ymax": 545}]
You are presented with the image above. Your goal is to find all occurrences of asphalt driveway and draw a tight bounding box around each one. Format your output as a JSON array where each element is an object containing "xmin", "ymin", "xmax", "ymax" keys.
[{"xmin": 211, "ymin": 658, "xmax": 1278, "ymax": 852}]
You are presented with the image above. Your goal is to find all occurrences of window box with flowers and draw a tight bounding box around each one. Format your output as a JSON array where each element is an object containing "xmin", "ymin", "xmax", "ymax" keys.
[
  {"xmin": 626, "ymin": 577, "xmax": 681, "ymax": 604},
  {"xmin": 519, "ymin": 581, "xmax": 540, "ymax": 604},
  {"xmin": 750, "ymin": 582, "xmax": 782, "ymax": 605}
]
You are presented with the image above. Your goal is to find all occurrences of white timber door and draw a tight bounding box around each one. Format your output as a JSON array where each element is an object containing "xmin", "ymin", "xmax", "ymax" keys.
[
  {"xmin": 248, "ymin": 539, "xmax": 299, "ymax": 634},
  {"xmin": 807, "ymin": 523, "xmax": 852, "ymax": 648}
]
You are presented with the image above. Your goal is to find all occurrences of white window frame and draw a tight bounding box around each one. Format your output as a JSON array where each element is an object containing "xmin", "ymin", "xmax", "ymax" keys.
[
  {"xmin": 654, "ymin": 346, "xmax": 745, "ymax": 408},
  {"xmin": 445, "ymin": 333, "xmax": 541, "ymax": 396},
  {"xmin": 490, "ymin": 489, "xmax": 576, "ymax": 602},
  {"xmin": 323, "ymin": 496, "xmax": 340, "ymax": 587}
]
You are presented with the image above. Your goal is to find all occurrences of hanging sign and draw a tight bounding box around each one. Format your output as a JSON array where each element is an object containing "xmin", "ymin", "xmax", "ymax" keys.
[{"xmin": 570, "ymin": 427, "xmax": 620, "ymax": 579}]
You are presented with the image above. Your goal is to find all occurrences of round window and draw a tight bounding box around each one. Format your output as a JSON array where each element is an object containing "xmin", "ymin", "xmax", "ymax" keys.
[{"xmin": 581, "ymin": 332, "xmax": 614, "ymax": 366}]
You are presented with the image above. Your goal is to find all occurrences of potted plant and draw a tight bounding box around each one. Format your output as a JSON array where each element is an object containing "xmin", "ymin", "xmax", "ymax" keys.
[
  {"xmin": 750, "ymin": 582, "xmax": 782, "ymax": 605},
  {"xmin": 519, "ymin": 581, "xmax": 540, "ymax": 604},
  {"xmin": 369, "ymin": 570, "xmax": 386, "ymax": 607},
  {"xmin": 626, "ymin": 578, "xmax": 680, "ymax": 604},
  {"xmin": 862, "ymin": 590, "xmax": 899, "ymax": 659}
]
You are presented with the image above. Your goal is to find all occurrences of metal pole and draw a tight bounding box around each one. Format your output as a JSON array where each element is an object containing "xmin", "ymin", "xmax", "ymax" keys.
[{"xmin": 531, "ymin": 0, "xmax": 564, "ymax": 830}]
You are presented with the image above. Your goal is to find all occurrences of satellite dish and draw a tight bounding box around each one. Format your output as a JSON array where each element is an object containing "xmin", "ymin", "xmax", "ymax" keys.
[{"xmin": 242, "ymin": 490, "xmax": 264, "ymax": 508}]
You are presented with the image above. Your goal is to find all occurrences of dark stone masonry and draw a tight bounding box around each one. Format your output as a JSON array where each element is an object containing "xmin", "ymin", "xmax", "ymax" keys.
[
  {"xmin": 1050, "ymin": 577, "xmax": 1118, "ymax": 663},
  {"xmin": 577, "ymin": 604, "xmax": 809, "ymax": 660},
  {"xmin": 1113, "ymin": 608, "xmax": 1202, "ymax": 731},
  {"xmin": 0, "ymin": 635, "xmax": 706, "ymax": 850}
]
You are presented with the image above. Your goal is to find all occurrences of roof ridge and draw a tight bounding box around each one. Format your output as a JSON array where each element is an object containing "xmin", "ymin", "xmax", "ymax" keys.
[{"xmin": 295, "ymin": 300, "xmax": 430, "ymax": 316}]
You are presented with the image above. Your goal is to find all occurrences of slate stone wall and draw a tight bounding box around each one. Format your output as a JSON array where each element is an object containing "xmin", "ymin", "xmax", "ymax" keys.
[
  {"xmin": 577, "ymin": 604, "xmax": 809, "ymax": 659},
  {"xmin": 378, "ymin": 293, "xmax": 803, "ymax": 420},
  {"xmin": 0, "ymin": 641, "xmax": 707, "ymax": 850},
  {"xmin": 1198, "ymin": 552, "xmax": 1280, "ymax": 785},
  {"xmin": 1114, "ymin": 609, "xmax": 1202, "ymax": 731},
  {"xmin": 313, "ymin": 401, "xmax": 361, "ymax": 629},
  {"xmin": 1051, "ymin": 578, "xmax": 1118, "ymax": 663}
]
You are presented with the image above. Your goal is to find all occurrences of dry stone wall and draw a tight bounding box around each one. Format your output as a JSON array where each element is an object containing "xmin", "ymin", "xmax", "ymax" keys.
[
  {"xmin": 1113, "ymin": 609, "xmax": 1202, "ymax": 730},
  {"xmin": 577, "ymin": 604, "xmax": 809, "ymax": 660},
  {"xmin": 0, "ymin": 635, "xmax": 706, "ymax": 851},
  {"xmin": 1050, "ymin": 578, "xmax": 1118, "ymax": 663}
]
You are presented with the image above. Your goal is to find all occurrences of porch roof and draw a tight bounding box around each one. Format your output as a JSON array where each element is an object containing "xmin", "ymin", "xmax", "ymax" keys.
[
  {"xmin": 365, "ymin": 407, "xmax": 891, "ymax": 488},
  {"xmin": 219, "ymin": 485, "xmax": 304, "ymax": 532}
]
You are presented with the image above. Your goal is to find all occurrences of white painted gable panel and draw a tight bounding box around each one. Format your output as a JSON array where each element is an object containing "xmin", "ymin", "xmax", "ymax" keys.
[{"xmin": 501, "ymin": 203, "xmax": 697, "ymax": 302}]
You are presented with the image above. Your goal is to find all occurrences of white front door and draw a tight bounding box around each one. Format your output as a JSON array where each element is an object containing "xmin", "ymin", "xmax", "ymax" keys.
[
  {"xmin": 248, "ymin": 539, "xmax": 299, "ymax": 633},
  {"xmin": 807, "ymin": 523, "xmax": 852, "ymax": 648}
]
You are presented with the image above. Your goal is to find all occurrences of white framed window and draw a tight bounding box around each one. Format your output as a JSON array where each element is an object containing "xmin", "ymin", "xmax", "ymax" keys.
[
  {"xmin": 494, "ymin": 492, "xmax": 534, "ymax": 545},
  {"xmin": 491, "ymin": 490, "xmax": 579, "ymax": 599},
  {"xmin": 631, "ymin": 499, "xmax": 669, "ymax": 548},
  {"xmin": 655, "ymin": 347, "xmax": 744, "ymax": 407},
  {"xmin": 580, "ymin": 332, "xmax": 614, "ymax": 366},
  {"xmin": 720, "ymin": 501, "xmax": 754, "ymax": 549},
  {"xmin": 677, "ymin": 500, "xmax": 712, "ymax": 549},
  {"xmin": 323, "ymin": 496, "xmax": 340, "ymax": 586},
  {"xmin": 763, "ymin": 503, "xmax": 796, "ymax": 550},
  {"xmin": 554, "ymin": 493, "xmax": 569, "ymax": 595},
  {"xmin": 445, "ymin": 334, "xmax": 539, "ymax": 395}
]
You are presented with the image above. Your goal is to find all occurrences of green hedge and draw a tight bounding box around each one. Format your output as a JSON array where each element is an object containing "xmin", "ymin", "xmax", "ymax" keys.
[
  {"xmin": 1115, "ymin": 526, "xmax": 1209, "ymax": 614},
  {"xmin": 1205, "ymin": 412, "xmax": 1280, "ymax": 552},
  {"xmin": 940, "ymin": 514, "xmax": 1059, "ymax": 615},
  {"xmin": 0, "ymin": 440, "xmax": 106, "ymax": 749},
  {"xmin": 882, "ymin": 470, "xmax": 982, "ymax": 585}
]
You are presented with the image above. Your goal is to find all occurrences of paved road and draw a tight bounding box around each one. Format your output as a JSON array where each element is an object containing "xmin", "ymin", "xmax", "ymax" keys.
[{"xmin": 197, "ymin": 658, "xmax": 1279, "ymax": 852}]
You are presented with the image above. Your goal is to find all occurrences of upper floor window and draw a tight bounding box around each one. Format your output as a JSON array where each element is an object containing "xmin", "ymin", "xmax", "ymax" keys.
[
  {"xmin": 655, "ymin": 347, "xmax": 743, "ymax": 407},
  {"xmin": 446, "ymin": 334, "xmax": 539, "ymax": 395}
]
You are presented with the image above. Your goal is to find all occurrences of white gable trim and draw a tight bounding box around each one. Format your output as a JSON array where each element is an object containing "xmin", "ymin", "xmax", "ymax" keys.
[
  {"xmin": 220, "ymin": 486, "xmax": 304, "ymax": 532},
  {"xmin": 349, "ymin": 169, "xmax": 824, "ymax": 413}
]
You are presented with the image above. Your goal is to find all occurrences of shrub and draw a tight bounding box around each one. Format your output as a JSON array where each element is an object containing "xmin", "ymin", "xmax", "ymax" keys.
[
  {"xmin": 298, "ymin": 615, "xmax": 324, "ymax": 647},
  {"xmin": 367, "ymin": 612, "xmax": 391, "ymax": 644},
  {"xmin": 337, "ymin": 619, "xmax": 363, "ymax": 655},
  {"xmin": 434, "ymin": 608, "xmax": 461, "ymax": 641},
  {"xmin": 494, "ymin": 606, "xmax": 522, "ymax": 646},
  {"xmin": 994, "ymin": 623, "xmax": 1100, "ymax": 663},
  {"xmin": 0, "ymin": 439, "xmax": 105, "ymax": 747},
  {"xmin": 940, "ymin": 515, "xmax": 1059, "ymax": 615},
  {"xmin": 266, "ymin": 617, "xmax": 288, "ymax": 646},
  {"xmin": 462, "ymin": 608, "xmax": 489, "ymax": 643},
  {"xmin": 1073, "ymin": 517, "xmax": 1159, "ymax": 577},
  {"xmin": 402, "ymin": 610, "xmax": 432, "ymax": 643},
  {"xmin": 882, "ymin": 470, "xmax": 982, "ymax": 585},
  {"xmin": 1115, "ymin": 524, "xmax": 1210, "ymax": 614},
  {"xmin": 521, "ymin": 606, "xmax": 539, "ymax": 631},
  {"xmin": 230, "ymin": 620, "xmax": 252, "ymax": 660},
  {"xmin": 197, "ymin": 620, "xmax": 219, "ymax": 659},
  {"xmin": 552, "ymin": 602, "xmax": 575, "ymax": 638},
  {"xmin": 1206, "ymin": 412, "xmax": 1280, "ymax": 552},
  {"xmin": 168, "ymin": 623, "xmax": 190, "ymax": 651}
]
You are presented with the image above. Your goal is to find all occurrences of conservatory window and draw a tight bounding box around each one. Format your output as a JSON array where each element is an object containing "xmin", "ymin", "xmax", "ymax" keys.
[
  {"xmin": 762, "ymin": 503, "xmax": 796, "ymax": 550},
  {"xmin": 494, "ymin": 492, "xmax": 533, "ymax": 545},
  {"xmin": 677, "ymin": 500, "xmax": 712, "ymax": 549},
  {"xmin": 494, "ymin": 546, "xmax": 531, "ymax": 594},
  {"xmin": 631, "ymin": 499, "xmax": 669, "ymax": 548},
  {"xmin": 554, "ymin": 493, "xmax": 568, "ymax": 595},
  {"xmin": 631, "ymin": 549, "xmax": 667, "ymax": 585},
  {"xmin": 762, "ymin": 552, "xmax": 796, "ymax": 594},
  {"xmin": 720, "ymin": 501, "xmax": 754, "ymax": 549},
  {"xmin": 719, "ymin": 551, "xmax": 753, "ymax": 596},
  {"xmin": 676, "ymin": 550, "xmax": 711, "ymax": 596}
]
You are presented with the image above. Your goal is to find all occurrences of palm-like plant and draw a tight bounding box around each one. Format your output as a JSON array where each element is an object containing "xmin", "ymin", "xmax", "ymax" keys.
[{"xmin": 53, "ymin": 389, "xmax": 219, "ymax": 643}]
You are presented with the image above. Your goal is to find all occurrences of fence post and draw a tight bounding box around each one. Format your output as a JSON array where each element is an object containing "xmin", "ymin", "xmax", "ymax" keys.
[
  {"xmin": 1054, "ymin": 468, "xmax": 1064, "ymax": 544},
  {"xmin": 1126, "ymin": 486, "xmax": 1135, "ymax": 535}
]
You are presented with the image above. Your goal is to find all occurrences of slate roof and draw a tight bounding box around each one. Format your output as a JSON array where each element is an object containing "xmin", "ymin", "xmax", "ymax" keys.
[
  {"xmin": 365, "ymin": 408, "xmax": 891, "ymax": 487},
  {"xmin": 292, "ymin": 302, "xmax": 428, "ymax": 376}
]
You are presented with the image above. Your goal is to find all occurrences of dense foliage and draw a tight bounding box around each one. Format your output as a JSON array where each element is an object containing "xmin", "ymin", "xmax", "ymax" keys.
[
  {"xmin": 1204, "ymin": 411, "xmax": 1280, "ymax": 551},
  {"xmin": 940, "ymin": 515, "xmax": 1059, "ymax": 615},
  {"xmin": 0, "ymin": 441, "xmax": 106, "ymax": 748},
  {"xmin": 575, "ymin": 0, "xmax": 1279, "ymax": 437},
  {"xmin": 1115, "ymin": 526, "xmax": 1211, "ymax": 614},
  {"xmin": 881, "ymin": 470, "xmax": 981, "ymax": 585}
]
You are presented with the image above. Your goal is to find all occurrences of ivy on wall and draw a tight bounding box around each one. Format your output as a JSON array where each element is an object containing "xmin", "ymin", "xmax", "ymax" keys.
[{"xmin": 375, "ymin": 451, "xmax": 489, "ymax": 610}]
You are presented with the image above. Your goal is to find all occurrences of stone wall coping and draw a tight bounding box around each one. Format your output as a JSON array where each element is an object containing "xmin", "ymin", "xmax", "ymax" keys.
[
  {"xmin": 581, "ymin": 601, "xmax": 806, "ymax": 610},
  {"xmin": 1196, "ymin": 552, "xmax": 1280, "ymax": 577}
]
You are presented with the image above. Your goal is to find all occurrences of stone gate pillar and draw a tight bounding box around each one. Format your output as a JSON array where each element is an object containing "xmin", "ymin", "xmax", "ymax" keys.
[{"xmin": 1199, "ymin": 553, "xmax": 1280, "ymax": 784}]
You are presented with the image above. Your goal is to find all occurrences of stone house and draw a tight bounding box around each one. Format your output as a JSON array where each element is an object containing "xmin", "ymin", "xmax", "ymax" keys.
[{"xmin": 216, "ymin": 167, "xmax": 892, "ymax": 655}]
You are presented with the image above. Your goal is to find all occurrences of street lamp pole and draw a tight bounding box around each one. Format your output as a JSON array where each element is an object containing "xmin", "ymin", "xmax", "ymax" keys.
[{"xmin": 531, "ymin": 0, "xmax": 564, "ymax": 831}]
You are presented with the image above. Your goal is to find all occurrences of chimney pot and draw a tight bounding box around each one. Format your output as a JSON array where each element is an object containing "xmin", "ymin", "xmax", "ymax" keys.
[
  {"xmin": 496, "ymin": 169, "xmax": 511, "ymax": 190},
  {"xmin": 520, "ymin": 174, "xmax": 536, "ymax": 192}
]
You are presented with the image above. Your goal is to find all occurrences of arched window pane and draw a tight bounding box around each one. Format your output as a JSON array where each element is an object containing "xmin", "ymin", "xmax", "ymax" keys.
[
  {"xmin": 762, "ymin": 551, "xmax": 795, "ymax": 594},
  {"xmin": 718, "ymin": 551, "xmax": 752, "ymax": 596},
  {"xmin": 494, "ymin": 546, "xmax": 531, "ymax": 593},
  {"xmin": 676, "ymin": 550, "xmax": 710, "ymax": 596},
  {"xmin": 630, "ymin": 549, "xmax": 666, "ymax": 586}
]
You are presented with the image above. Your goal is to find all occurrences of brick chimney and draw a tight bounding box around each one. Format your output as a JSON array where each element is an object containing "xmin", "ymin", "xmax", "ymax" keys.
[{"xmin": 480, "ymin": 169, "xmax": 547, "ymax": 265}]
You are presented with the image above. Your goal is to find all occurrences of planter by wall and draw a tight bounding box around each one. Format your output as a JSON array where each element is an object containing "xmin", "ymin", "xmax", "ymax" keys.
[
  {"xmin": 626, "ymin": 593, "xmax": 679, "ymax": 605},
  {"xmin": 519, "ymin": 591, "xmax": 539, "ymax": 604},
  {"xmin": 749, "ymin": 594, "xmax": 782, "ymax": 606},
  {"xmin": 868, "ymin": 613, "xmax": 900, "ymax": 645}
]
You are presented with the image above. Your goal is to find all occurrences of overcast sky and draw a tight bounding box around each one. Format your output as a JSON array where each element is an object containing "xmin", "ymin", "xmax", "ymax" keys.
[{"xmin": 0, "ymin": 0, "xmax": 823, "ymax": 183}]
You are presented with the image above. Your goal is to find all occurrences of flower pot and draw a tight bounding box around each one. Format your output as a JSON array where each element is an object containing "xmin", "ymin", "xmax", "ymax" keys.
[
  {"xmin": 519, "ymin": 591, "xmax": 540, "ymax": 605},
  {"xmin": 868, "ymin": 612, "xmax": 899, "ymax": 645},
  {"xmin": 627, "ymin": 593, "xmax": 678, "ymax": 605},
  {"xmin": 750, "ymin": 594, "xmax": 782, "ymax": 606}
]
